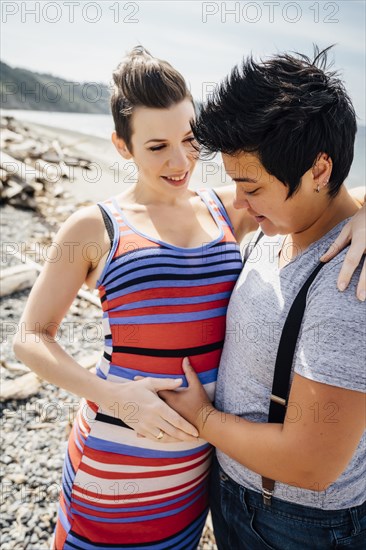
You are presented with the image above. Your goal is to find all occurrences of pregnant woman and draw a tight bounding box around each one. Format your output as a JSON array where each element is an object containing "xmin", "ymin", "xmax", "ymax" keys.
[
  {"xmin": 13, "ymin": 47, "xmax": 249, "ymax": 549},
  {"xmin": 13, "ymin": 47, "xmax": 365, "ymax": 549}
]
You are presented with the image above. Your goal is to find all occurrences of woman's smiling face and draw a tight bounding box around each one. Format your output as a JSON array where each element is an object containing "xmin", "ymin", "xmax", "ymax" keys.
[{"xmin": 117, "ymin": 99, "xmax": 198, "ymax": 193}]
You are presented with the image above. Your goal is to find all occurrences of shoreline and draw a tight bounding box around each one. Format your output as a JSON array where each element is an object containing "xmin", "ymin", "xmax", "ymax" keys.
[
  {"xmin": 3, "ymin": 117, "xmax": 227, "ymax": 206},
  {"xmin": 2, "ymin": 114, "xmax": 363, "ymax": 208}
]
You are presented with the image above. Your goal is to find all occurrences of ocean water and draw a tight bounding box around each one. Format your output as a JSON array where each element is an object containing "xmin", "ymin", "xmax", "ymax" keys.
[
  {"xmin": 2, "ymin": 109, "xmax": 364, "ymax": 189},
  {"xmin": 1, "ymin": 109, "xmax": 114, "ymax": 139}
]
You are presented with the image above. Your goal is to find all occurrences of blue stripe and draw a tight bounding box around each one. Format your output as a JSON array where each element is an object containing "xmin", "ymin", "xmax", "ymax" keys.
[
  {"xmin": 109, "ymin": 241, "xmax": 239, "ymax": 262},
  {"xmin": 157, "ymin": 510, "xmax": 207, "ymax": 550},
  {"xmin": 70, "ymin": 488, "xmax": 205, "ymax": 524},
  {"xmin": 105, "ymin": 264, "xmax": 241, "ymax": 291},
  {"xmin": 104, "ymin": 247, "xmax": 241, "ymax": 282},
  {"xmin": 71, "ymin": 482, "xmax": 205, "ymax": 514},
  {"xmin": 63, "ymin": 534, "xmax": 99, "ymax": 550},
  {"xmin": 110, "ymin": 291, "xmax": 232, "ymax": 311},
  {"xmin": 73, "ymin": 422, "xmax": 86, "ymax": 453},
  {"xmin": 107, "ymin": 248, "xmax": 240, "ymax": 271},
  {"xmin": 63, "ymin": 509, "xmax": 207, "ymax": 549},
  {"xmin": 108, "ymin": 366, "xmax": 218, "ymax": 386},
  {"xmin": 85, "ymin": 436, "xmax": 210, "ymax": 458},
  {"xmin": 95, "ymin": 366, "xmax": 107, "ymax": 380},
  {"xmin": 62, "ymin": 454, "xmax": 76, "ymax": 503},
  {"xmin": 206, "ymin": 188, "xmax": 235, "ymax": 233},
  {"xmin": 57, "ymin": 499, "xmax": 72, "ymax": 535},
  {"xmin": 104, "ymin": 258, "xmax": 242, "ymax": 287},
  {"xmin": 106, "ymin": 275, "xmax": 239, "ymax": 301},
  {"xmin": 108, "ymin": 307, "xmax": 227, "ymax": 325}
]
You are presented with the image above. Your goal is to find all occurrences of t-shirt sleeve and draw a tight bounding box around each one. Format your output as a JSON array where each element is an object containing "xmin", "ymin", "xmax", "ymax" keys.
[{"xmin": 293, "ymin": 258, "xmax": 366, "ymax": 393}]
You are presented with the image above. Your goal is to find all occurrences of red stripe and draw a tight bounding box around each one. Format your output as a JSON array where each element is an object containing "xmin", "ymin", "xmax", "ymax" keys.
[
  {"xmin": 106, "ymin": 349, "xmax": 221, "ymax": 374},
  {"xmin": 78, "ymin": 455, "xmax": 209, "ymax": 480},
  {"xmin": 70, "ymin": 495, "xmax": 208, "ymax": 544},
  {"xmin": 111, "ymin": 316, "xmax": 226, "ymax": 350},
  {"xmin": 83, "ymin": 444, "xmax": 210, "ymax": 466},
  {"xmin": 109, "ymin": 298, "xmax": 228, "ymax": 318},
  {"xmin": 112, "ymin": 234, "xmax": 159, "ymax": 259},
  {"xmin": 106, "ymin": 281, "xmax": 235, "ymax": 309},
  {"xmin": 72, "ymin": 468, "xmax": 210, "ymax": 501},
  {"xmin": 72, "ymin": 485, "xmax": 206, "ymax": 519},
  {"xmin": 71, "ymin": 479, "xmax": 205, "ymax": 509}
]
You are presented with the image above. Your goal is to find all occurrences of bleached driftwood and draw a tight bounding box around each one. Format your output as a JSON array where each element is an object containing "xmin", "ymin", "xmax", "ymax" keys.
[
  {"xmin": 0, "ymin": 264, "xmax": 38, "ymax": 297},
  {"xmin": 0, "ymin": 372, "xmax": 41, "ymax": 402},
  {"xmin": 0, "ymin": 151, "xmax": 52, "ymax": 184},
  {"xmin": 12, "ymin": 251, "xmax": 101, "ymax": 307},
  {"xmin": 2, "ymin": 361, "xmax": 30, "ymax": 374},
  {"xmin": 0, "ymin": 168, "xmax": 10, "ymax": 182}
]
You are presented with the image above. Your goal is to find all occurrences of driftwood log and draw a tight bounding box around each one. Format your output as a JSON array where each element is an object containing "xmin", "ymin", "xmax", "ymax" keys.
[
  {"xmin": 0, "ymin": 372, "xmax": 42, "ymax": 402},
  {"xmin": 0, "ymin": 264, "xmax": 38, "ymax": 297},
  {"xmin": 12, "ymin": 251, "xmax": 102, "ymax": 307},
  {"xmin": 1, "ymin": 117, "xmax": 92, "ymax": 209}
]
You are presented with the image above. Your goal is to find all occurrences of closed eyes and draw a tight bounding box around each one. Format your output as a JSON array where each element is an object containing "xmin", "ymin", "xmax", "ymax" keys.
[
  {"xmin": 244, "ymin": 188, "xmax": 260, "ymax": 195},
  {"xmin": 149, "ymin": 137, "xmax": 196, "ymax": 152}
]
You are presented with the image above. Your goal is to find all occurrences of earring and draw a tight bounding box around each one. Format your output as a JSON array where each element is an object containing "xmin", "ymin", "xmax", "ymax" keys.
[{"xmin": 315, "ymin": 180, "xmax": 328, "ymax": 193}]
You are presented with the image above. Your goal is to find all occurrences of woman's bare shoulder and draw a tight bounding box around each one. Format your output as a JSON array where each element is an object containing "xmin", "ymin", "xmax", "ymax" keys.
[
  {"xmin": 64, "ymin": 203, "xmax": 106, "ymax": 229},
  {"xmin": 58, "ymin": 204, "xmax": 111, "ymax": 265}
]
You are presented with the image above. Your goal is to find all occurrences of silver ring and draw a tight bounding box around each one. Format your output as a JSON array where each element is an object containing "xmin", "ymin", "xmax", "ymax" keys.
[{"xmin": 156, "ymin": 429, "xmax": 164, "ymax": 440}]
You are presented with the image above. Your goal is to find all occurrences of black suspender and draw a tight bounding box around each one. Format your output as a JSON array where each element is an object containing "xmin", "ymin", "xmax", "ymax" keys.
[
  {"xmin": 243, "ymin": 231, "xmax": 326, "ymax": 505},
  {"xmin": 243, "ymin": 230, "xmax": 264, "ymax": 263},
  {"xmin": 261, "ymin": 261, "xmax": 326, "ymax": 505}
]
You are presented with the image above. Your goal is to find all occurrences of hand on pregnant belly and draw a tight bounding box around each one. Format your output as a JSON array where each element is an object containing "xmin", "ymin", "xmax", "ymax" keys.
[
  {"xmin": 158, "ymin": 358, "xmax": 214, "ymax": 436},
  {"xmin": 112, "ymin": 376, "xmax": 200, "ymax": 443}
]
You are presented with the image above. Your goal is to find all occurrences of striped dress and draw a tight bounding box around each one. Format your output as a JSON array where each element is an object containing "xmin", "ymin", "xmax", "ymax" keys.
[{"xmin": 53, "ymin": 188, "xmax": 242, "ymax": 549}]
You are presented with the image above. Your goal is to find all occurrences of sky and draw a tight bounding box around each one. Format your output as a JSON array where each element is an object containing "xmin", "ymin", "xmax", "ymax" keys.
[{"xmin": 1, "ymin": 0, "xmax": 365, "ymax": 121}]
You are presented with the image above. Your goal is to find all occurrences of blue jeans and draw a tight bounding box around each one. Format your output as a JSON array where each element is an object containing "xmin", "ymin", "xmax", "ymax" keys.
[{"xmin": 209, "ymin": 456, "xmax": 366, "ymax": 549}]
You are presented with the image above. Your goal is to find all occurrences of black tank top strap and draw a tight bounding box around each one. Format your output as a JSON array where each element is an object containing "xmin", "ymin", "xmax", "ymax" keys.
[{"xmin": 97, "ymin": 203, "xmax": 114, "ymax": 249}]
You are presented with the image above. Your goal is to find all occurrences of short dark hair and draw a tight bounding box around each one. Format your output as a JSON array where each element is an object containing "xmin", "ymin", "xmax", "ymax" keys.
[
  {"xmin": 194, "ymin": 46, "xmax": 357, "ymax": 197},
  {"xmin": 111, "ymin": 46, "xmax": 193, "ymax": 150}
]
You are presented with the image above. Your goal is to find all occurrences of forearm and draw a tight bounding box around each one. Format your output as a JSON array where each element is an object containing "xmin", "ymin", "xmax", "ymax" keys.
[
  {"xmin": 13, "ymin": 333, "xmax": 116, "ymax": 409},
  {"xmin": 200, "ymin": 408, "xmax": 331, "ymax": 490}
]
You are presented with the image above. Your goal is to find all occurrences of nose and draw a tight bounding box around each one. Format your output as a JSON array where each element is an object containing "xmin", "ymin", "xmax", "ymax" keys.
[
  {"xmin": 233, "ymin": 195, "xmax": 250, "ymax": 210},
  {"xmin": 166, "ymin": 146, "xmax": 190, "ymax": 171}
]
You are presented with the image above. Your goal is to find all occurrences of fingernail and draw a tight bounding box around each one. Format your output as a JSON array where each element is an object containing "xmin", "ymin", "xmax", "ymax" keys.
[
  {"xmin": 359, "ymin": 290, "xmax": 366, "ymax": 302},
  {"xmin": 192, "ymin": 431, "xmax": 199, "ymax": 438},
  {"xmin": 338, "ymin": 282, "xmax": 346, "ymax": 291}
]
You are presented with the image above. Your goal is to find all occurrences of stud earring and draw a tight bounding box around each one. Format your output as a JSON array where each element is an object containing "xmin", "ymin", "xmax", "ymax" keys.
[{"xmin": 315, "ymin": 184, "xmax": 320, "ymax": 193}]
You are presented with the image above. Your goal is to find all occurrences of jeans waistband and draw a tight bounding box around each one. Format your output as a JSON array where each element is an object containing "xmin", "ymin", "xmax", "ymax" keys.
[{"xmin": 215, "ymin": 458, "xmax": 366, "ymax": 527}]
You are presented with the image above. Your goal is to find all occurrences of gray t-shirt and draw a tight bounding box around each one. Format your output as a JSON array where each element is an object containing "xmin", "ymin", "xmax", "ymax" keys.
[{"xmin": 216, "ymin": 218, "xmax": 366, "ymax": 509}]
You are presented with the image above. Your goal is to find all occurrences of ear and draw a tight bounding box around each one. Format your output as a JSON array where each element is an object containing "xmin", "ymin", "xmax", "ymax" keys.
[
  {"xmin": 111, "ymin": 132, "xmax": 133, "ymax": 160},
  {"xmin": 312, "ymin": 153, "xmax": 333, "ymax": 190}
]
